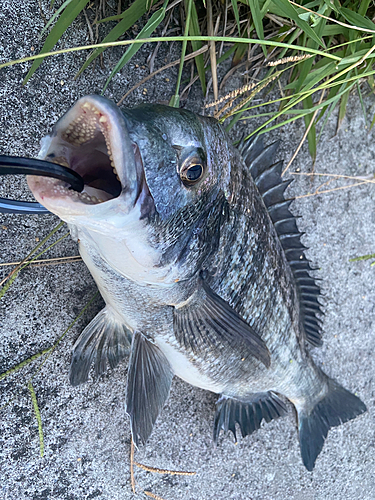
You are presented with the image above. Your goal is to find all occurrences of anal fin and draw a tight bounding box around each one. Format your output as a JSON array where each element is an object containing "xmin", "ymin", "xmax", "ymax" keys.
[
  {"xmin": 126, "ymin": 332, "xmax": 173, "ymax": 447},
  {"xmin": 70, "ymin": 306, "xmax": 132, "ymax": 386},
  {"xmin": 213, "ymin": 392, "xmax": 287, "ymax": 442}
]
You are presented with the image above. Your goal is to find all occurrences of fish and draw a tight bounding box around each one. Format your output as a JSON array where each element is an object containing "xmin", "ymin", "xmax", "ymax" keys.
[{"xmin": 27, "ymin": 95, "xmax": 366, "ymax": 471}]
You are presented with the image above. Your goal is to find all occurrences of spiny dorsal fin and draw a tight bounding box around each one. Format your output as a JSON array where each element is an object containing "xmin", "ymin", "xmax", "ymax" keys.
[{"xmin": 238, "ymin": 135, "xmax": 323, "ymax": 347}]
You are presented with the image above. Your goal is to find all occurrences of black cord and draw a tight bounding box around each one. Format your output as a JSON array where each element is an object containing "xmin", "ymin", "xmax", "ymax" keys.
[{"xmin": 0, "ymin": 156, "xmax": 84, "ymax": 214}]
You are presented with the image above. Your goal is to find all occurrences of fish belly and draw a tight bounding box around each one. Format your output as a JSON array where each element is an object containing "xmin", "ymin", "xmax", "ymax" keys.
[{"xmin": 155, "ymin": 336, "xmax": 224, "ymax": 394}]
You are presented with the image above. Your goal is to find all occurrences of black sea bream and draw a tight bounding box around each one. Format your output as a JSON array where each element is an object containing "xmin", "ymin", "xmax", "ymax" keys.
[{"xmin": 28, "ymin": 95, "xmax": 366, "ymax": 471}]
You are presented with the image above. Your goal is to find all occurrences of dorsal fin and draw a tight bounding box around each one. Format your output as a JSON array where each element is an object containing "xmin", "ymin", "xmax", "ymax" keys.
[{"xmin": 238, "ymin": 135, "xmax": 323, "ymax": 347}]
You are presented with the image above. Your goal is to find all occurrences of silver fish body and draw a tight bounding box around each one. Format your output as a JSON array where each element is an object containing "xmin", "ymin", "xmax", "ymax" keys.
[{"xmin": 28, "ymin": 95, "xmax": 366, "ymax": 471}]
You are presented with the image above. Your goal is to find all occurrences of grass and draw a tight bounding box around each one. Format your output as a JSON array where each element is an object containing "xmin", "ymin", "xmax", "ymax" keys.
[
  {"xmin": 350, "ymin": 252, "xmax": 375, "ymax": 266},
  {"xmin": 10, "ymin": 0, "xmax": 375, "ymax": 161}
]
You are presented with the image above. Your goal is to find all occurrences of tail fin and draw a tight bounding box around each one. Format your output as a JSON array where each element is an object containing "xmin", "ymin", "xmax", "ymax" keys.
[{"xmin": 298, "ymin": 378, "xmax": 366, "ymax": 471}]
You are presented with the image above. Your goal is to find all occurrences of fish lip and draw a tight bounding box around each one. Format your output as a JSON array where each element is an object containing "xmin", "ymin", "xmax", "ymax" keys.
[{"xmin": 28, "ymin": 95, "xmax": 141, "ymax": 215}]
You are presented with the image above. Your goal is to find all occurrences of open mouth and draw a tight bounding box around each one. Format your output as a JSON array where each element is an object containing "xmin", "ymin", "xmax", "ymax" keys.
[
  {"xmin": 47, "ymin": 101, "xmax": 122, "ymax": 204},
  {"xmin": 30, "ymin": 96, "xmax": 141, "ymax": 209}
]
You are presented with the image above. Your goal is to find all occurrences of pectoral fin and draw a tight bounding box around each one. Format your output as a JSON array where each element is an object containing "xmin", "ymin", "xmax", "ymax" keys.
[
  {"xmin": 174, "ymin": 279, "xmax": 270, "ymax": 367},
  {"xmin": 70, "ymin": 306, "xmax": 132, "ymax": 386},
  {"xmin": 126, "ymin": 332, "xmax": 173, "ymax": 447}
]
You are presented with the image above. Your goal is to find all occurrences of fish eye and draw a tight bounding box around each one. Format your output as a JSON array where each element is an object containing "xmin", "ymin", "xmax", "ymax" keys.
[{"xmin": 180, "ymin": 163, "xmax": 204, "ymax": 185}]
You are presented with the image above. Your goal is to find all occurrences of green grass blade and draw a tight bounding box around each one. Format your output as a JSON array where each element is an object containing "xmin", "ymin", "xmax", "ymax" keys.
[
  {"xmin": 350, "ymin": 253, "xmax": 375, "ymax": 262},
  {"xmin": 0, "ymin": 230, "xmax": 70, "ymax": 299},
  {"xmin": 356, "ymin": 72, "xmax": 368, "ymax": 128},
  {"xmin": 286, "ymin": 61, "xmax": 337, "ymax": 94},
  {"xmin": 28, "ymin": 382, "xmax": 44, "ymax": 457},
  {"xmin": 0, "ymin": 222, "xmax": 65, "ymax": 300},
  {"xmin": 41, "ymin": 0, "xmax": 75, "ymax": 36},
  {"xmin": 370, "ymin": 112, "xmax": 375, "ymax": 131},
  {"xmin": 250, "ymin": 111, "xmax": 318, "ymax": 135},
  {"xmin": 186, "ymin": 0, "xmax": 206, "ymax": 94},
  {"xmin": 303, "ymin": 96, "xmax": 317, "ymax": 162},
  {"xmin": 338, "ymin": 47, "xmax": 375, "ymax": 66},
  {"xmin": 270, "ymin": 0, "xmax": 325, "ymax": 47},
  {"xmin": 1, "ymin": 36, "xmax": 345, "ymax": 73},
  {"xmin": 337, "ymin": 87, "xmax": 350, "ymax": 132},
  {"xmin": 97, "ymin": 13, "xmax": 127, "ymax": 23},
  {"xmin": 23, "ymin": 0, "xmax": 90, "ymax": 84},
  {"xmin": 248, "ymin": 0, "xmax": 266, "ymax": 56},
  {"xmin": 323, "ymin": 0, "xmax": 340, "ymax": 14},
  {"xmin": 76, "ymin": 0, "xmax": 148, "ymax": 78},
  {"xmin": 0, "ymin": 347, "xmax": 52, "ymax": 382},
  {"xmin": 170, "ymin": 0, "xmax": 193, "ymax": 107},
  {"xmin": 238, "ymin": 78, "xmax": 357, "ymax": 118},
  {"xmin": 358, "ymin": 0, "xmax": 372, "ymax": 17},
  {"xmin": 317, "ymin": 97, "xmax": 339, "ymax": 142},
  {"xmin": 102, "ymin": 0, "xmax": 168, "ymax": 93},
  {"xmin": 232, "ymin": 41, "xmax": 249, "ymax": 67},
  {"xmin": 315, "ymin": 80, "xmax": 341, "ymax": 123},
  {"xmin": 232, "ymin": 0, "xmax": 272, "ymax": 64},
  {"xmin": 339, "ymin": 7, "xmax": 375, "ymax": 32},
  {"xmin": 231, "ymin": 0, "xmax": 241, "ymax": 35}
]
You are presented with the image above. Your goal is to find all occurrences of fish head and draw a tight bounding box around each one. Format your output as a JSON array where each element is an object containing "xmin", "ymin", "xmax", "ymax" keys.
[{"xmin": 28, "ymin": 96, "xmax": 233, "ymax": 281}]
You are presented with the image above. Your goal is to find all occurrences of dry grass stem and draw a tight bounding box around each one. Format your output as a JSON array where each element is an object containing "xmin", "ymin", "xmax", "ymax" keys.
[
  {"xmin": 117, "ymin": 45, "xmax": 208, "ymax": 106},
  {"xmin": 0, "ymin": 255, "xmax": 34, "ymax": 287},
  {"xmin": 207, "ymin": 0, "xmax": 218, "ymax": 106},
  {"xmin": 0, "ymin": 255, "xmax": 82, "ymax": 268},
  {"xmin": 130, "ymin": 437, "xmax": 195, "ymax": 499},
  {"xmin": 291, "ymin": 172, "xmax": 375, "ymax": 183},
  {"xmin": 144, "ymin": 492, "xmax": 167, "ymax": 500},
  {"xmin": 148, "ymin": 10, "xmax": 174, "ymax": 73},
  {"xmin": 83, "ymin": 8, "xmax": 95, "ymax": 44},
  {"xmin": 130, "ymin": 437, "xmax": 136, "ymax": 494},
  {"xmin": 134, "ymin": 461, "xmax": 196, "ymax": 476},
  {"xmin": 205, "ymin": 81, "xmax": 258, "ymax": 108},
  {"xmin": 267, "ymin": 54, "xmax": 311, "ymax": 66},
  {"xmin": 181, "ymin": 74, "xmax": 200, "ymax": 99},
  {"xmin": 219, "ymin": 0, "xmax": 228, "ymax": 58},
  {"xmin": 265, "ymin": 13, "xmax": 292, "ymax": 27},
  {"xmin": 218, "ymin": 74, "xmax": 279, "ymax": 120},
  {"xmin": 295, "ymin": 181, "xmax": 370, "ymax": 199},
  {"xmin": 165, "ymin": 0, "xmax": 183, "ymax": 12},
  {"xmin": 283, "ymin": 88, "xmax": 326, "ymax": 176},
  {"xmin": 219, "ymin": 51, "xmax": 264, "ymax": 90},
  {"xmin": 292, "ymin": 171, "xmax": 375, "ymax": 199}
]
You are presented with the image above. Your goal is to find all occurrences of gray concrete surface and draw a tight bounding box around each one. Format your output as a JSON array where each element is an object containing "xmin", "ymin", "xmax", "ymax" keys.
[{"xmin": 1, "ymin": 1, "xmax": 374, "ymax": 499}]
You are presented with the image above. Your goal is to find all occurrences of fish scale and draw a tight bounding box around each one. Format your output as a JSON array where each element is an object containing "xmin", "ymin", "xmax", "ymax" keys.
[{"xmin": 27, "ymin": 95, "xmax": 366, "ymax": 472}]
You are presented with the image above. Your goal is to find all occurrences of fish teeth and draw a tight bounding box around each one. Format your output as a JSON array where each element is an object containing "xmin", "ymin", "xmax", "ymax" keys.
[
  {"xmin": 76, "ymin": 189, "xmax": 104, "ymax": 205},
  {"xmin": 51, "ymin": 156, "xmax": 69, "ymax": 168},
  {"xmin": 60, "ymin": 104, "xmax": 120, "ymax": 185}
]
